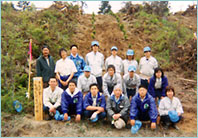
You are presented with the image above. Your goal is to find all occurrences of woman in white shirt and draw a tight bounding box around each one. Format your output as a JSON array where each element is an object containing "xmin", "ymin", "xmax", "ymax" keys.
[
  {"xmin": 55, "ymin": 48, "xmax": 77, "ymax": 90},
  {"xmin": 159, "ymin": 86, "xmax": 184, "ymax": 130}
]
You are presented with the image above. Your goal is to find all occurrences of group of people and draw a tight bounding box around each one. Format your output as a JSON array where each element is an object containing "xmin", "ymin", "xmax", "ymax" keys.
[{"xmin": 36, "ymin": 41, "xmax": 184, "ymax": 131}]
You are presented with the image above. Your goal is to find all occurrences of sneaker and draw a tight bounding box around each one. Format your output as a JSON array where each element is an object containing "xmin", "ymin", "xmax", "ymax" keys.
[{"xmin": 172, "ymin": 124, "xmax": 179, "ymax": 130}]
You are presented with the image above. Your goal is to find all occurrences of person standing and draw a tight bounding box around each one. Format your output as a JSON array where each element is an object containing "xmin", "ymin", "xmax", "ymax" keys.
[
  {"xmin": 67, "ymin": 45, "xmax": 86, "ymax": 82},
  {"xmin": 36, "ymin": 45, "xmax": 55, "ymax": 88},
  {"xmin": 105, "ymin": 46, "xmax": 123, "ymax": 74},
  {"xmin": 85, "ymin": 41, "xmax": 104, "ymax": 92},
  {"xmin": 55, "ymin": 48, "xmax": 77, "ymax": 90},
  {"xmin": 122, "ymin": 49, "xmax": 138, "ymax": 75},
  {"xmin": 139, "ymin": 46, "xmax": 158, "ymax": 88}
]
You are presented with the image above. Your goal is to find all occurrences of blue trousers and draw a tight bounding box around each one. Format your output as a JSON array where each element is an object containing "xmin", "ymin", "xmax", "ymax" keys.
[
  {"xmin": 58, "ymin": 75, "xmax": 70, "ymax": 90},
  {"xmin": 83, "ymin": 110, "xmax": 106, "ymax": 120}
]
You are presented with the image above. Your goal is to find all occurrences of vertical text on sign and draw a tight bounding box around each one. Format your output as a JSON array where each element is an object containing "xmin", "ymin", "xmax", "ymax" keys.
[{"xmin": 33, "ymin": 77, "xmax": 43, "ymax": 121}]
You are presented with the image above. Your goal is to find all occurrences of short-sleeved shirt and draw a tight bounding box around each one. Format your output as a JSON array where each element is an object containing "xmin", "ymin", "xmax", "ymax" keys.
[{"xmin": 55, "ymin": 58, "xmax": 77, "ymax": 76}]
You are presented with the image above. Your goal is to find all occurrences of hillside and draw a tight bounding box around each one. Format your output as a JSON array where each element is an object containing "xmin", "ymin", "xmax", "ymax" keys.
[{"xmin": 1, "ymin": 2, "xmax": 197, "ymax": 137}]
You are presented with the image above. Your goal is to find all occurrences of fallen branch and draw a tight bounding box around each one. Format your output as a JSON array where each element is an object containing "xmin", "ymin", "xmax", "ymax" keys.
[{"xmin": 179, "ymin": 78, "xmax": 197, "ymax": 83}]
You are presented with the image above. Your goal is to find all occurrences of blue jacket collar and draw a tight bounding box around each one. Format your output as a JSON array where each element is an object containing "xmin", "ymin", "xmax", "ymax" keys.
[
  {"xmin": 88, "ymin": 92, "xmax": 102, "ymax": 102},
  {"xmin": 110, "ymin": 94, "xmax": 124, "ymax": 103}
]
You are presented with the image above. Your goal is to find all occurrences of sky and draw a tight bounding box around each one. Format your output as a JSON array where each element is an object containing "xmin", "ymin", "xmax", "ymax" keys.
[{"xmin": 10, "ymin": 1, "xmax": 197, "ymax": 14}]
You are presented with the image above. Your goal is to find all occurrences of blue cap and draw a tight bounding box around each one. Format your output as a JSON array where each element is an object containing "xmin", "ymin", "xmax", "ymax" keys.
[
  {"xmin": 55, "ymin": 111, "xmax": 71, "ymax": 121},
  {"xmin": 144, "ymin": 46, "xmax": 151, "ymax": 52},
  {"xmin": 131, "ymin": 120, "xmax": 142, "ymax": 134},
  {"xmin": 13, "ymin": 100, "xmax": 22, "ymax": 112},
  {"xmin": 90, "ymin": 115, "xmax": 98, "ymax": 123},
  {"xmin": 128, "ymin": 65, "xmax": 136, "ymax": 72},
  {"xmin": 127, "ymin": 49, "xmax": 134, "ymax": 56},
  {"xmin": 111, "ymin": 46, "xmax": 118, "ymax": 51},
  {"xmin": 91, "ymin": 41, "xmax": 99, "ymax": 46},
  {"xmin": 84, "ymin": 65, "xmax": 91, "ymax": 72},
  {"xmin": 168, "ymin": 110, "xmax": 179, "ymax": 123}
]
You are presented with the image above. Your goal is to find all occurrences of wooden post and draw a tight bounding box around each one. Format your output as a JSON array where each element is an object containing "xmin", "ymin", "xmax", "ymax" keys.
[
  {"xmin": 27, "ymin": 39, "xmax": 32, "ymax": 99},
  {"xmin": 33, "ymin": 77, "xmax": 43, "ymax": 121}
]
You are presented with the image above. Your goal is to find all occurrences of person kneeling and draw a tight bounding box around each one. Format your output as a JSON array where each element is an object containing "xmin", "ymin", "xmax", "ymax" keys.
[
  {"xmin": 130, "ymin": 85, "xmax": 158, "ymax": 130},
  {"xmin": 61, "ymin": 80, "xmax": 83, "ymax": 122},
  {"xmin": 106, "ymin": 85, "xmax": 130, "ymax": 129},
  {"xmin": 83, "ymin": 83, "xmax": 106, "ymax": 122}
]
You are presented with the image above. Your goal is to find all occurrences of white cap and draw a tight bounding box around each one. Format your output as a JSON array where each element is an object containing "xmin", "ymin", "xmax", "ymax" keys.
[{"xmin": 114, "ymin": 118, "xmax": 126, "ymax": 129}]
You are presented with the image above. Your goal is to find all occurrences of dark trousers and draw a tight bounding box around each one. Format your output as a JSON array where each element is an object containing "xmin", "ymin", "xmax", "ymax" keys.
[
  {"xmin": 160, "ymin": 115, "xmax": 181, "ymax": 126},
  {"xmin": 108, "ymin": 86, "xmax": 114, "ymax": 96},
  {"xmin": 107, "ymin": 113, "xmax": 129, "ymax": 124},
  {"xmin": 136, "ymin": 111, "xmax": 151, "ymax": 122},
  {"xmin": 154, "ymin": 88, "xmax": 163, "ymax": 99},
  {"xmin": 96, "ymin": 76, "xmax": 103, "ymax": 92},
  {"xmin": 71, "ymin": 76, "xmax": 78, "ymax": 84},
  {"xmin": 58, "ymin": 75, "xmax": 70, "ymax": 90},
  {"xmin": 43, "ymin": 105, "xmax": 62, "ymax": 114},
  {"xmin": 83, "ymin": 110, "xmax": 106, "ymax": 120},
  {"xmin": 126, "ymin": 88, "xmax": 136, "ymax": 99},
  {"xmin": 141, "ymin": 79, "xmax": 149, "ymax": 89}
]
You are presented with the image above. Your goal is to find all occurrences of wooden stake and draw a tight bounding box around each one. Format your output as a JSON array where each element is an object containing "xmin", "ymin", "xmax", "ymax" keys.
[
  {"xmin": 33, "ymin": 77, "xmax": 43, "ymax": 121},
  {"xmin": 27, "ymin": 39, "xmax": 32, "ymax": 99}
]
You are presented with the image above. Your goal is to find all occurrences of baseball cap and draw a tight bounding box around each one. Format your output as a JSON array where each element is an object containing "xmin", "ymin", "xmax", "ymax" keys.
[
  {"xmin": 143, "ymin": 46, "xmax": 151, "ymax": 52},
  {"xmin": 84, "ymin": 65, "xmax": 91, "ymax": 72},
  {"xmin": 13, "ymin": 100, "xmax": 22, "ymax": 112},
  {"xmin": 91, "ymin": 41, "xmax": 99, "ymax": 46},
  {"xmin": 131, "ymin": 120, "xmax": 142, "ymax": 134},
  {"xmin": 168, "ymin": 110, "xmax": 179, "ymax": 123},
  {"xmin": 128, "ymin": 65, "xmax": 136, "ymax": 72},
  {"xmin": 111, "ymin": 46, "xmax": 118, "ymax": 51},
  {"xmin": 114, "ymin": 118, "xmax": 126, "ymax": 129},
  {"xmin": 127, "ymin": 49, "xmax": 134, "ymax": 56}
]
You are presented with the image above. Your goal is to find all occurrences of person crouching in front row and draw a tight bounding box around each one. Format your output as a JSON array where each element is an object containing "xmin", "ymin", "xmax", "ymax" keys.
[
  {"xmin": 61, "ymin": 80, "xmax": 83, "ymax": 122},
  {"xmin": 83, "ymin": 83, "xmax": 106, "ymax": 122},
  {"xmin": 130, "ymin": 85, "xmax": 158, "ymax": 130},
  {"xmin": 106, "ymin": 85, "xmax": 130, "ymax": 129},
  {"xmin": 43, "ymin": 77, "xmax": 63, "ymax": 120}
]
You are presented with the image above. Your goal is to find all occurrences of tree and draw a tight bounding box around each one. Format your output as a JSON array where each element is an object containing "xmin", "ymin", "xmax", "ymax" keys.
[
  {"xmin": 98, "ymin": 1, "xmax": 112, "ymax": 14},
  {"xmin": 17, "ymin": 1, "xmax": 31, "ymax": 11},
  {"xmin": 143, "ymin": 1, "xmax": 170, "ymax": 16}
]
